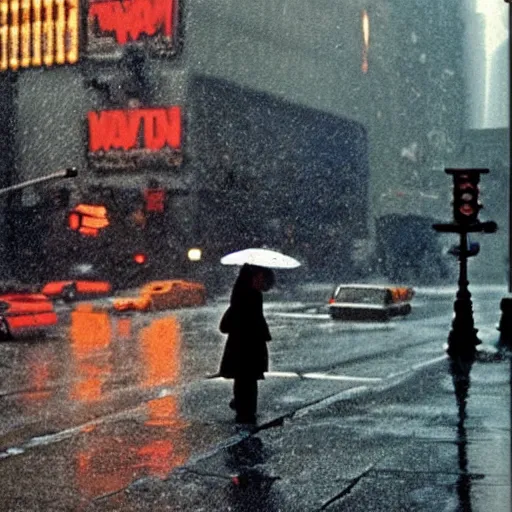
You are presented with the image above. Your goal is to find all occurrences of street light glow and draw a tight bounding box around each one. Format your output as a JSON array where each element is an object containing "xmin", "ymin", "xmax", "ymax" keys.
[{"xmin": 361, "ymin": 9, "xmax": 370, "ymax": 74}]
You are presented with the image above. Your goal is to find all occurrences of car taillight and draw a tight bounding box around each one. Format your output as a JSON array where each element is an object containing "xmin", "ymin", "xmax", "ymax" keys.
[
  {"xmin": 133, "ymin": 253, "xmax": 147, "ymax": 265},
  {"xmin": 328, "ymin": 298, "xmax": 335, "ymax": 304}
]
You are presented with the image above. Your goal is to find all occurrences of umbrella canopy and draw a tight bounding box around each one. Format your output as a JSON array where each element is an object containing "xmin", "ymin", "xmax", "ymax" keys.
[{"xmin": 220, "ymin": 248, "xmax": 301, "ymax": 269}]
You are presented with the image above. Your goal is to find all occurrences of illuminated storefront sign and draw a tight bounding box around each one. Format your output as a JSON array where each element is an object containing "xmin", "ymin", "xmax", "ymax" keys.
[
  {"xmin": 87, "ymin": 0, "xmax": 178, "ymax": 59},
  {"xmin": 0, "ymin": 0, "xmax": 79, "ymax": 71},
  {"xmin": 87, "ymin": 106, "xmax": 182, "ymax": 171}
]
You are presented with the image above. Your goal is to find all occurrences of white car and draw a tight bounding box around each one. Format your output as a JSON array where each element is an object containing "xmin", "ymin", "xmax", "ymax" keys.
[{"xmin": 328, "ymin": 284, "xmax": 414, "ymax": 321}]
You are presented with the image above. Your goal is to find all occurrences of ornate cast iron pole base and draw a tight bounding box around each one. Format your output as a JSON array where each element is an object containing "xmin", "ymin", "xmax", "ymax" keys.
[{"xmin": 447, "ymin": 232, "xmax": 481, "ymax": 358}]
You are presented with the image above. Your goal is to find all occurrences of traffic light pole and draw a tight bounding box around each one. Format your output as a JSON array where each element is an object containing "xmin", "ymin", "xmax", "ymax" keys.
[
  {"xmin": 433, "ymin": 168, "xmax": 497, "ymax": 358},
  {"xmin": 448, "ymin": 230, "xmax": 480, "ymax": 357},
  {"xmin": 0, "ymin": 167, "xmax": 77, "ymax": 196}
]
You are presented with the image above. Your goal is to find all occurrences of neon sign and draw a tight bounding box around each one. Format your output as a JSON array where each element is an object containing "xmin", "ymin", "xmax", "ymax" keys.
[
  {"xmin": 0, "ymin": 0, "xmax": 79, "ymax": 71},
  {"xmin": 144, "ymin": 188, "xmax": 165, "ymax": 212},
  {"xmin": 87, "ymin": 0, "xmax": 178, "ymax": 59},
  {"xmin": 87, "ymin": 106, "xmax": 182, "ymax": 171},
  {"xmin": 68, "ymin": 203, "xmax": 110, "ymax": 237}
]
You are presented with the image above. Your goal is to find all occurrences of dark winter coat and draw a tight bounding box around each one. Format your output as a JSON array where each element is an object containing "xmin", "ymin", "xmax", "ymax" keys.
[{"xmin": 218, "ymin": 285, "xmax": 271, "ymax": 380}]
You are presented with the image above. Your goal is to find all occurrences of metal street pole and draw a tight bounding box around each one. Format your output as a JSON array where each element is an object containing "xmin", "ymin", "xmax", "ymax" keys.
[
  {"xmin": 448, "ymin": 230, "xmax": 480, "ymax": 356},
  {"xmin": 0, "ymin": 168, "xmax": 77, "ymax": 197},
  {"xmin": 496, "ymin": 0, "xmax": 512, "ymax": 351}
]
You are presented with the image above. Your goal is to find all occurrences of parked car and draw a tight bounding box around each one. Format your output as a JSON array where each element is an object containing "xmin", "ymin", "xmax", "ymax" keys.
[
  {"xmin": 42, "ymin": 280, "xmax": 112, "ymax": 302},
  {"xmin": 328, "ymin": 284, "xmax": 414, "ymax": 321},
  {"xmin": 113, "ymin": 280, "xmax": 207, "ymax": 312},
  {"xmin": 0, "ymin": 291, "xmax": 58, "ymax": 341}
]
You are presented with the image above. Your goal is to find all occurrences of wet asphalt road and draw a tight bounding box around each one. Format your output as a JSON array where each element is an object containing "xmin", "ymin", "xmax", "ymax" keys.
[{"xmin": 0, "ymin": 284, "xmax": 508, "ymax": 510}]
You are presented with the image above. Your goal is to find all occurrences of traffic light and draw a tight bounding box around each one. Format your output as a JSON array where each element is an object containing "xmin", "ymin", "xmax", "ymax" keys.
[
  {"xmin": 449, "ymin": 169, "xmax": 485, "ymax": 226},
  {"xmin": 434, "ymin": 169, "xmax": 495, "ymax": 234}
]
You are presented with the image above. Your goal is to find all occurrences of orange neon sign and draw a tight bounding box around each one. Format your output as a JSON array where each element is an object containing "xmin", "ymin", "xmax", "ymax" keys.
[
  {"xmin": 68, "ymin": 203, "xmax": 109, "ymax": 237},
  {"xmin": 0, "ymin": 0, "xmax": 79, "ymax": 71}
]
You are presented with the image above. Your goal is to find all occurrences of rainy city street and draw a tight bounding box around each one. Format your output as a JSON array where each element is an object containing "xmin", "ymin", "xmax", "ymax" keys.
[
  {"xmin": 0, "ymin": 284, "xmax": 509, "ymax": 511},
  {"xmin": 0, "ymin": 0, "xmax": 510, "ymax": 511}
]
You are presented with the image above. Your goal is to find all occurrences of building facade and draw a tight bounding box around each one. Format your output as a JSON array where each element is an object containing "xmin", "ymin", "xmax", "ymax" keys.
[{"xmin": 1, "ymin": 0, "xmax": 506, "ymax": 285}]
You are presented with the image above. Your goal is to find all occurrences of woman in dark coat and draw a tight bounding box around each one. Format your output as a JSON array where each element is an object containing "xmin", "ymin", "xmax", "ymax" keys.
[{"xmin": 219, "ymin": 264, "xmax": 275, "ymax": 424}]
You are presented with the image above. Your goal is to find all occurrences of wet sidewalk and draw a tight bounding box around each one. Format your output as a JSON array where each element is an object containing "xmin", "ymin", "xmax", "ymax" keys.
[{"xmin": 91, "ymin": 349, "xmax": 511, "ymax": 511}]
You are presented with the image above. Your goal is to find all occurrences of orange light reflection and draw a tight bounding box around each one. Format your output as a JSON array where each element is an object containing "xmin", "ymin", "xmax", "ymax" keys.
[
  {"xmin": 74, "ymin": 315, "xmax": 190, "ymax": 499},
  {"xmin": 135, "ymin": 439, "xmax": 186, "ymax": 478},
  {"xmin": 116, "ymin": 316, "xmax": 132, "ymax": 339},
  {"xmin": 139, "ymin": 317, "xmax": 181, "ymax": 388},
  {"xmin": 21, "ymin": 351, "xmax": 52, "ymax": 403},
  {"xmin": 146, "ymin": 395, "xmax": 188, "ymax": 428},
  {"xmin": 69, "ymin": 305, "xmax": 112, "ymax": 402}
]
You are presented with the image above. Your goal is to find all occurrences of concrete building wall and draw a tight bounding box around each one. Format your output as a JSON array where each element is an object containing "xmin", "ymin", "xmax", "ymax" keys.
[{"xmin": 16, "ymin": 69, "xmax": 87, "ymax": 184}]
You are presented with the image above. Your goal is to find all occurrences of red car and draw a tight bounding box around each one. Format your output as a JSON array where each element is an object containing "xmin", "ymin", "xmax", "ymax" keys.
[
  {"xmin": 41, "ymin": 280, "xmax": 112, "ymax": 302},
  {"xmin": 0, "ymin": 292, "xmax": 58, "ymax": 341}
]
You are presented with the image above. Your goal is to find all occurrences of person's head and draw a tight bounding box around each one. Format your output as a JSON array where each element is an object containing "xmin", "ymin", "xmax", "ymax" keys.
[
  {"xmin": 232, "ymin": 264, "xmax": 275, "ymax": 298},
  {"xmin": 251, "ymin": 265, "xmax": 275, "ymax": 292}
]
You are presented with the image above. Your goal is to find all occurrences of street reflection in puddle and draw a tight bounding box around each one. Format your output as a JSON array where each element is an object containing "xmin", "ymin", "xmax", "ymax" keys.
[
  {"xmin": 139, "ymin": 316, "xmax": 181, "ymax": 388},
  {"xmin": 70, "ymin": 304, "xmax": 112, "ymax": 402},
  {"xmin": 224, "ymin": 437, "xmax": 280, "ymax": 511},
  {"xmin": 449, "ymin": 354, "xmax": 477, "ymax": 512},
  {"xmin": 116, "ymin": 316, "xmax": 133, "ymax": 340},
  {"xmin": 67, "ymin": 306, "xmax": 190, "ymax": 499},
  {"xmin": 19, "ymin": 346, "xmax": 54, "ymax": 404}
]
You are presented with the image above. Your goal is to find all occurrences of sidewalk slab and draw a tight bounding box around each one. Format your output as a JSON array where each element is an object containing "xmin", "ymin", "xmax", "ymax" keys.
[
  {"xmin": 92, "ymin": 356, "xmax": 510, "ymax": 512},
  {"xmin": 261, "ymin": 356, "xmax": 511, "ymax": 512}
]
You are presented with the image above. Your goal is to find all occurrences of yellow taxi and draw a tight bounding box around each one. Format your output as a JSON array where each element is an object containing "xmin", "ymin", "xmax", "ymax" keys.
[{"xmin": 113, "ymin": 280, "xmax": 207, "ymax": 312}]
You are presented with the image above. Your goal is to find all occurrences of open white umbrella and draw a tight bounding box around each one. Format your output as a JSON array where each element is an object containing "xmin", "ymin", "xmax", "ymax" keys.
[{"xmin": 220, "ymin": 248, "xmax": 301, "ymax": 269}]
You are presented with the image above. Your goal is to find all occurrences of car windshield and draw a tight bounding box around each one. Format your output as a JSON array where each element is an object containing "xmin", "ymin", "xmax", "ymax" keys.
[{"xmin": 334, "ymin": 287, "xmax": 388, "ymax": 304}]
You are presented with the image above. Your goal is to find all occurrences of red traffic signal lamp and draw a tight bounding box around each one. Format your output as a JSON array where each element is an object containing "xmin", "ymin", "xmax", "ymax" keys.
[
  {"xmin": 446, "ymin": 168, "xmax": 488, "ymax": 226},
  {"xmin": 453, "ymin": 173, "xmax": 479, "ymax": 223}
]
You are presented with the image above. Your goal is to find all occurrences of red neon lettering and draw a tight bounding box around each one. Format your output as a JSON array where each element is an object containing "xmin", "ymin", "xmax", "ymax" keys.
[
  {"xmin": 143, "ymin": 107, "xmax": 181, "ymax": 150},
  {"xmin": 88, "ymin": 111, "xmax": 113, "ymax": 152},
  {"xmin": 89, "ymin": 107, "xmax": 182, "ymax": 152},
  {"xmin": 143, "ymin": 109, "xmax": 167, "ymax": 150},
  {"xmin": 165, "ymin": 106, "xmax": 181, "ymax": 149},
  {"xmin": 88, "ymin": 110, "xmax": 140, "ymax": 151},
  {"xmin": 89, "ymin": 0, "xmax": 174, "ymax": 45},
  {"xmin": 110, "ymin": 111, "xmax": 141, "ymax": 150}
]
